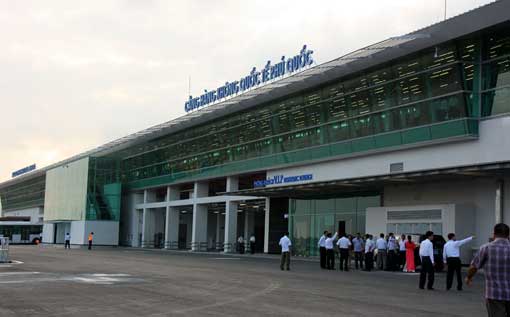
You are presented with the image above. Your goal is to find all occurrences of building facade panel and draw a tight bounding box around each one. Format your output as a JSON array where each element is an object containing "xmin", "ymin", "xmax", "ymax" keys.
[{"xmin": 44, "ymin": 157, "xmax": 89, "ymax": 222}]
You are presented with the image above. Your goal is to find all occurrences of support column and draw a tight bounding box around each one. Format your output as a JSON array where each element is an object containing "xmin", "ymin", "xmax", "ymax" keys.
[
  {"xmin": 165, "ymin": 206, "xmax": 179, "ymax": 249},
  {"xmin": 226, "ymin": 176, "xmax": 239, "ymax": 193},
  {"xmin": 191, "ymin": 204, "xmax": 208, "ymax": 251},
  {"xmin": 216, "ymin": 213, "xmax": 222, "ymax": 250},
  {"xmin": 194, "ymin": 181, "xmax": 209, "ymax": 199},
  {"xmin": 141, "ymin": 208, "xmax": 149, "ymax": 248},
  {"xmin": 145, "ymin": 189, "xmax": 157, "ymax": 203},
  {"xmin": 264, "ymin": 198, "xmax": 270, "ymax": 253},
  {"xmin": 244, "ymin": 210, "xmax": 249, "ymax": 240},
  {"xmin": 224, "ymin": 201, "xmax": 238, "ymax": 253},
  {"xmin": 167, "ymin": 185, "xmax": 179, "ymax": 202}
]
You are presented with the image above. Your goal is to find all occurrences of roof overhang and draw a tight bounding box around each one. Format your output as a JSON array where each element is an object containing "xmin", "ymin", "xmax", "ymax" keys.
[{"xmin": 225, "ymin": 162, "xmax": 510, "ymax": 199}]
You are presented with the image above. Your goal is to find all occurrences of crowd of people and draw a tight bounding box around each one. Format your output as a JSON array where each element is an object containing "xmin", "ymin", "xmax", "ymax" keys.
[
  {"xmin": 316, "ymin": 231, "xmax": 420, "ymax": 273},
  {"xmin": 279, "ymin": 223, "xmax": 510, "ymax": 316}
]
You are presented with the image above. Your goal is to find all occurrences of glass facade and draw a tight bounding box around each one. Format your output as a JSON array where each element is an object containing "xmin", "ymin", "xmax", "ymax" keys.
[
  {"xmin": 0, "ymin": 175, "xmax": 45, "ymax": 211},
  {"xmin": 5, "ymin": 23, "xmax": 510, "ymax": 214},
  {"xmin": 482, "ymin": 25, "xmax": 510, "ymax": 116},
  {"xmin": 289, "ymin": 195, "xmax": 380, "ymax": 257},
  {"xmin": 85, "ymin": 157, "xmax": 121, "ymax": 221},
  {"xmin": 115, "ymin": 34, "xmax": 483, "ymax": 190}
]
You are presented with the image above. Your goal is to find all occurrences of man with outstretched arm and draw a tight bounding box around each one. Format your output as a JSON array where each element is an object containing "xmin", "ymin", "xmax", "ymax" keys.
[
  {"xmin": 443, "ymin": 233, "xmax": 474, "ymax": 291},
  {"xmin": 318, "ymin": 230, "xmax": 328, "ymax": 269}
]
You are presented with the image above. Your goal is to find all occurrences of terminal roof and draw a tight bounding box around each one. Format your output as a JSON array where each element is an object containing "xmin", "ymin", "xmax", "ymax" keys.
[{"xmin": 1, "ymin": 0, "xmax": 508, "ymax": 189}]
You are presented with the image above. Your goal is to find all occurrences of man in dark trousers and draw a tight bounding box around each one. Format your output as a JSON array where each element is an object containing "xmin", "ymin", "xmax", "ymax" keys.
[
  {"xmin": 443, "ymin": 233, "xmax": 474, "ymax": 291},
  {"xmin": 249, "ymin": 234, "xmax": 256, "ymax": 254},
  {"xmin": 364, "ymin": 234, "xmax": 375, "ymax": 271},
  {"xmin": 64, "ymin": 232, "xmax": 71, "ymax": 249},
  {"xmin": 325, "ymin": 231, "xmax": 338, "ymax": 270},
  {"xmin": 337, "ymin": 234, "xmax": 352, "ymax": 271},
  {"xmin": 318, "ymin": 230, "xmax": 328, "ymax": 269},
  {"xmin": 88, "ymin": 232, "xmax": 94, "ymax": 250},
  {"xmin": 352, "ymin": 233, "xmax": 364, "ymax": 270},
  {"xmin": 419, "ymin": 231, "xmax": 435, "ymax": 290}
]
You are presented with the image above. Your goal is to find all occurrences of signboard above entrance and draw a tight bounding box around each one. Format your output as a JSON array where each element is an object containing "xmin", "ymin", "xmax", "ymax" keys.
[
  {"xmin": 184, "ymin": 45, "xmax": 314, "ymax": 113},
  {"xmin": 253, "ymin": 173, "xmax": 313, "ymax": 188}
]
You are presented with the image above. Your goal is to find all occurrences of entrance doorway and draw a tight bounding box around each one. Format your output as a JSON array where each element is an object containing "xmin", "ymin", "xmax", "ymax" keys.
[{"xmin": 178, "ymin": 224, "xmax": 187, "ymax": 249}]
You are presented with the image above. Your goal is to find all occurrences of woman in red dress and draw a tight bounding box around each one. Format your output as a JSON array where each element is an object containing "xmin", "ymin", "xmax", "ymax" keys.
[{"xmin": 404, "ymin": 235, "xmax": 416, "ymax": 273}]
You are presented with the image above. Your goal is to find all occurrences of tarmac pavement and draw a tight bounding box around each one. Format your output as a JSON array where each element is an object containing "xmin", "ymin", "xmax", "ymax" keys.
[{"xmin": 0, "ymin": 245, "xmax": 488, "ymax": 316}]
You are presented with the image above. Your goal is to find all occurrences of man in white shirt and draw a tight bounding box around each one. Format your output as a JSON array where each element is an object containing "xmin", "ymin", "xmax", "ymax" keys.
[
  {"xmin": 387, "ymin": 233, "xmax": 397, "ymax": 271},
  {"xmin": 352, "ymin": 233, "xmax": 364, "ymax": 270},
  {"xmin": 419, "ymin": 231, "xmax": 435, "ymax": 290},
  {"xmin": 325, "ymin": 231, "xmax": 338, "ymax": 270},
  {"xmin": 238, "ymin": 236, "xmax": 245, "ymax": 254},
  {"xmin": 249, "ymin": 235, "xmax": 256, "ymax": 255},
  {"xmin": 64, "ymin": 233, "xmax": 71, "ymax": 249},
  {"xmin": 364, "ymin": 234, "xmax": 375, "ymax": 271},
  {"xmin": 337, "ymin": 234, "xmax": 352, "ymax": 271},
  {"xmin": 443, "ymin": 233, "xmax": 474, "ymax": 291},
  {"xmin": 279, "ymin": 232, "xmax": 292, "ymax": 271},
  {"xmin": 399, "ymin": 234, "xmax": 406, "ymax": 270},
  {"xmin": 318, "ymin": 230, "xmax": 328, "ymax": 269},
  {"xmin": 376, "ymin": 233, "xmax": 388, "ymax": 270}
]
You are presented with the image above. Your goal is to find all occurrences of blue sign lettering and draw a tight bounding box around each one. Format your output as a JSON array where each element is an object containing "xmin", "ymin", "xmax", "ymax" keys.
[
  {"xmin": 185, "ymin": 45, "xmax": 314, "ymax": 112},
  {"xmin": 12, "ymin": 164, "xmax": 36, "ymax": 178},
  {"xmin": 253, "ymin": 173, "xmax": 313, "ymax": 188}
]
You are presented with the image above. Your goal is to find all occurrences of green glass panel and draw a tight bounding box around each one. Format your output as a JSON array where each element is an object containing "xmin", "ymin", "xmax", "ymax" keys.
[
  {"xmin": 86, "ymin": 157, "xmax": 121, "ymax": 221},
  {"xmin": 311, "ymin": 146, "xmax": 330, "ymax": 160},
  {"xmin": 401, "ymin": 126, "xmax": 431, "ymax": 144},
  {"xmin": 329, "ymin": 142, "xmax": 352, "ymax": 157},
  {"xmin": 482, "ymin": 88, "xmax": 510, "ymax": 116},
  {"xmin": 430, "ymin": 120, "xmax": 466, "ymax": 139},
  {"xmin": 351, "ymin": 137, "xmax": 375, "ymax": 152},
  {"xmin": 374, "ymin": 132, "xmax": 402, "ymax": 148}
]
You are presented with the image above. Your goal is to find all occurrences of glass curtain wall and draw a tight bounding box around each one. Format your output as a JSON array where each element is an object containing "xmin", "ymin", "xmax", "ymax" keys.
[
  {"xmin": 482, "ymin": 25, "xmax": 510, "ymax": 116},
  {"xmin": 0, "ymin": 175, "xmax": 45, "ymax": 211},
  {"xmin": 114, "ymin": 36, "xmax": 480, "ymax": 188},
  {"xmin": 86, "ymin": 157, "xmax": 121, "ymax": 221},
  {"xmin": 288, "ymin": 195, "xmax": 380, "ymax": 257}
]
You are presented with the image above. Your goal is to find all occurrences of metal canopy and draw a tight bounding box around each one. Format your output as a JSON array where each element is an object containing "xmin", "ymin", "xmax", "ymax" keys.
[
  {"xmin": 1, "ymin": 0, "xmax": 508, "ymax": 189},
  {"xmin": 224, "ymin": 162, "xmax": 510, "ymax": 199}
]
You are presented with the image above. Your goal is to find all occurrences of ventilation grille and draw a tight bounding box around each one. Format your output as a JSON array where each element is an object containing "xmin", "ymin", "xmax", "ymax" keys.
[
  {"xmin": 390, "ymin": 162, "xmax": 404, "ymax": 173},
  {"xmin": 387, "ymin": 209, "xmax": 442, "ymax": 220}
]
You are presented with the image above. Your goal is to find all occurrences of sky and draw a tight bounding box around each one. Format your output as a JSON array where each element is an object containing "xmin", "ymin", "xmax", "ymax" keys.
[{"xmin": 0, "ymin": 0, "xmax": 496, "ymax": 182}]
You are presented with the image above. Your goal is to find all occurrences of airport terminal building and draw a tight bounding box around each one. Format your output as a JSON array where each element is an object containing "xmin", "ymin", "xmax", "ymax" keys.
[{"xmin": 1, "ymin": 1, "xmax": 510, "ymax": 262}]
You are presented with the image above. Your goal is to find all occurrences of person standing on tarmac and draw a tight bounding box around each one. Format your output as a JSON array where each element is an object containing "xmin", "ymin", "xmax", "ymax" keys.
[
  {"xmin": 318, "ymin": 230, "xmax": 328, "ymax": 269},
  {"xmin": 88, "ymin": 232, "xmax": 94, "ymax": 250},
  {"xmin": 279, "ymin": 232, "xmax": 292, "ymax": 271},
  {"xmin": 64, "ymin": 232, "xmax": 71, "ymax": 249},
  {"xmin": 325, "ymin": 231, "xmax": 338, "ymax": 270},
  {"xmin": 399, "ymin": 234, "xmax": 407, "ymax": 270},
  {"xmin": 352, "ymin": 233, "xmax": 364, "ymax": 270},
  {"xmin": 249, "ymin": 234, "xmax": 256, "ymax": 254},
  {"xmin": 443, "ymin": 233, "xmax": 474, "ymax": 291},
  {"xmin": 237, "ymin": 236, "xmax": 245, "ymax": 254},
  {"xmin": 364, "ymin": 234, "xmax": 375, "ymax": 271},
  {"xmin": 419, "ymin": 231, "xmax": 435, "ymax": 290},
  {"xmin": 337, "ymin": 234, "xmax": 352, "ymax": 271}
]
